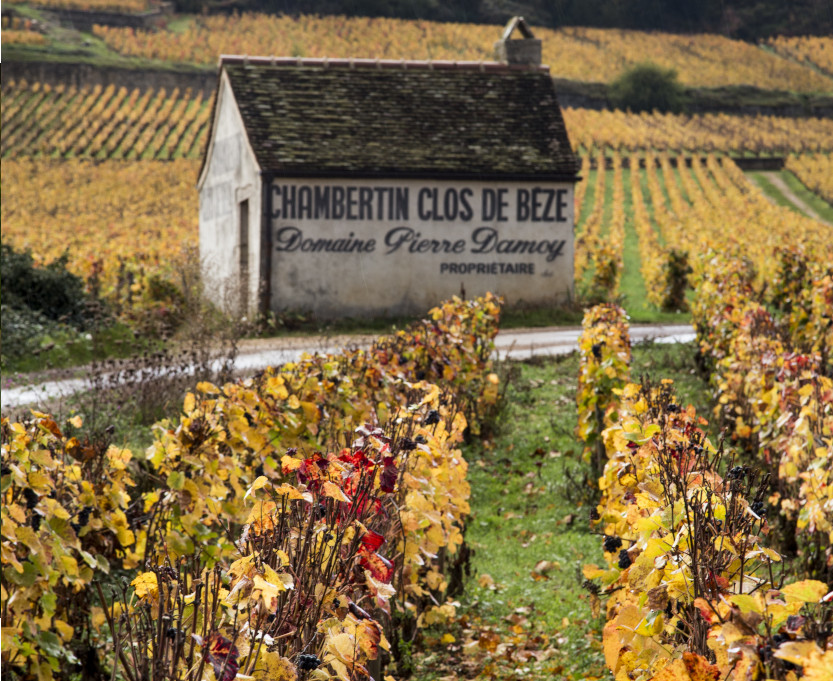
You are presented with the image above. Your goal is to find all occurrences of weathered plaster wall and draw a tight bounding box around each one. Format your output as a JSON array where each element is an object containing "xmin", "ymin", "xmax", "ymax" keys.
[
  {"xmin": 268, "ymin": 178, "xmax": 575, "ymax": 318},
  {"xmin": 198, "ymin": 73, "xmax": 262, "ymax": 316}
]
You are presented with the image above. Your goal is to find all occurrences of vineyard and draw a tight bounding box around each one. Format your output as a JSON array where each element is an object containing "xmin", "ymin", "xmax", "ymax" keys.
[
  {"xmin": 766, "ymin": 34, "xmax": 833, "ymax": 75},
  {"xmin": 86, "ymin": 14, "xmax": 833, "ymax": 92},
  {"xmin": 579, "ymin": 288, "xmax": 833, "ymax": 680},
  {"xmin": 3, "ymin": 12, "xmax": 833, "ymax": 679},
  {"xmin": 4, "ymin": 79, "xmax": 833, "ymax": 160},
  {"xmin": 785, "ymin": 153, "xmax": 833, "ymax": 204},
  {"xmin": 0, "ymin": 81, "xmax": 211, "ymax": 160},
  {"xmin": 5, "ymin": 0, "xmax": 156, "ymax": 12},
  {"xmin": 1, "ymin": 295, "xmax": 506, "ymax": 681},
  {"xmin": 3, "ymin": 250, "xmax": 832, "ymax": 681},
  {"xmin": 0, "ymin": 158, "xmax": 199, "ymax": 328},
  {"xmin": 570, "ymin": 148, "xmax": 833, "ymax": 679},
  {"xmin": 564, "ymin": 108, "xmax": 833, "ymax": 155},
  {"xmin": 1, "ymin": 16, "xmax": 47, "ymax": 44},
  {"xmin": 574, "ymin": 152, "xmax": 833, "ymax": 308},
  {"xmin": 2, "ymin": 148, "xmax": 831, "ymax": 337},
  {"xmin": 88, "ymin": 15, "xmax": 833, "ymax": 92}
]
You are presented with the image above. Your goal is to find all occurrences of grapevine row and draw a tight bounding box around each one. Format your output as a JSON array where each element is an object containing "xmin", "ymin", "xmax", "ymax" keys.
[
  {"xmin": 0, "ymin": 80, "xmax": 212, "ymax": 159},
  {"xmin": 564, "ymin": 107, "xmax": 833, "ymax": 155},
  {"xmin": 766, "ymin": 35, "xmax": 833, "ymax": 76},
  {"xmin": 4, "ymin": 79, "xmax": 833, "ymax": 160},
  {"xmin": 579, "ymin": 303, "xmax": 833, "ymax": 681},
  {"xmin": 574, "ymin": 149, "xmax": 607, "ymax": 280},
  {"xmin": 90, "ymin": 15, "xmax": 833, "ymax": 92},
  {"xmin": 5, "ymin": 0, "xmax": 154, "ymax": 12},
  {"xmin": 785, "ymin": 152, "xmax": 833, "ymax": 204},
  {"xmin": 2, "ymin": 293, "xmax": 502, "ymax": 681}
]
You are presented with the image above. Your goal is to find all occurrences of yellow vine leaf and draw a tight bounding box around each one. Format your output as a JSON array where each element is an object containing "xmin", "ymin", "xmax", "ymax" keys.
[
  {"xmin": 281, "ymin": 455, "xmax": 302, "ymax": 471},
  {"xmin": 252, "ymin": 650, "xmax": 297, "ymax": 681},
  {"xmin": 53, "ymin": 620, "xmax": 74, "ymax": 643},
  {"xmin": 780, "ymin": 580, "xmax": 829, "ymax": 605},
  {"xmin": 244, "ymin": 476, "xmax": 270, "ymax": 500},
  {"xmin": 196, "ymin": 381, "xmax": 219, "ymax": 395},
  {"xmin": 262, "ymin": 564, "xmax": 294, "ymax": 590},
  {"xmin": 131, "ymin": 572, "xmax": 159, "ymax": 600},
  {"xmin": 273, "ymin": 484, "xmax": 310, "ymax": 501},
  {"xmin": 322, "ymin": 481, "xmax": 350, "ymax": 503},
  {"xmin": 729, "ymin": 594, "xmax": 763, "ymax": 614},
  {"xmin": 183, "ymin": 393, "xmax": 196, "ymax": 413},
  {"xmin": 761, "ymin": 547, "xmax": 781, "ymax": 562},
  {"xmin": 228, "ymin": 554, "xmax": 256, "ymax": 580}
]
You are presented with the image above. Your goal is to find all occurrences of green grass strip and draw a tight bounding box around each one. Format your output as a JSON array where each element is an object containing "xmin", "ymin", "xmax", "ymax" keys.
[
  {"xmin": 414, "ymin": 341, "xmax": 714, "ymax": 681},
  {"xmin": 780, "ymin": 170, "xmax": 833, "ymax": 224},
  {"xmin": 749, "ymin": 171, "xmax": 811, "ymax": 217},
  {"xmin": 620, "ymin": 168, "xmax": 692, "ymax": 324},
  {"xmin": 636, "ymin": 163, "xmax": 667, "ymax": 247}
]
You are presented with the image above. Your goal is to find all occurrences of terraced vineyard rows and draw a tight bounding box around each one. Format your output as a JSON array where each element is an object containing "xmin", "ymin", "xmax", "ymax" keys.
[
  {"xmin": 568, "ymin": 150, "xmax": 833, "ymax": 309},
  {"xmin": 2, "ymin": 80, "xmax": 829, "ymax": 161},
  {"xmin": 89, "ymin": 15, "xmax": 833, "ymax": 92},
  {"xmin": 766, "ymin": 34, "xmax": 833, "ymax": 75},
  {"xmin": 564, "ymin": 107, "xmax": 833, "ymax": 154},
  {"xmin": 785, "ymin": 152, "xmax": 833, "ymax": 204},
  {"xmin": 5, "ymin": 0, "xmax": 154, "ymax": 11},
  {"xmin": 0, "ymin": 81, "xmax": 211, "ymax": 159},
  {"xmin": 1, "ymin": 15, "xmax": 47, "ymax": 44},
  {"xmin": 5, "ymin": 79, "xmax": 833, "ymax": 161},
  {"xmin": 0, "ymin": 158, "xmax": 199, "ymax": 306}
]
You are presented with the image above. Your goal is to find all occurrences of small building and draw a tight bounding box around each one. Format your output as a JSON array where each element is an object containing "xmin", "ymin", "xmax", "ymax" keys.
[{"xmin": 198, "ymin": 18, "xmax": 579, "ymax": 319}]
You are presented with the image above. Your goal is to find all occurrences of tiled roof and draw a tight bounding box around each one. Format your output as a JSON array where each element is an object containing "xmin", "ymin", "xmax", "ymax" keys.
[{"xmin": 220, "ymin": 57, "xmax": 579, "ymax": 180}]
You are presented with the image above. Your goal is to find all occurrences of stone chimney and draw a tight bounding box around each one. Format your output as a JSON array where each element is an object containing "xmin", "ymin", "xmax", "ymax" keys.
[{"xmin": 494, "ymin": 16, "xmax": 542, "ymax": 67}]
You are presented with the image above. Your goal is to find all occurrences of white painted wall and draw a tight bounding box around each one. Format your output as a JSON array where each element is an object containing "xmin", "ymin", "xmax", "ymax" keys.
[
  {"xmin": 198, "ymin": 72, "xmax": 262, "ymax": 316},
  {"xmin": 268, "ymin": 178, "xmax": 575, "ymax": 318}
]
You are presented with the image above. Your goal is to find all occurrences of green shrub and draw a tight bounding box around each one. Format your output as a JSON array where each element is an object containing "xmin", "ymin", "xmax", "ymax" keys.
[
  {"xmin": 608, "ymin": 62, "xmax": 686, "ymax": 113},
  {"xmin": 1, "ymin": 244, "xmax": 92, "ymax": 328},
  {"xmin": 0, "ymin": 304, "xmax": 70, "ymax": 361}
]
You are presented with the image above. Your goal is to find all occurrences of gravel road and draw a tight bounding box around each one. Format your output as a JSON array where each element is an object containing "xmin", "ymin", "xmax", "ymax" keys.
[{"xmin": 1, "ymin": 323, "xmax": 695, "ymax": 411}]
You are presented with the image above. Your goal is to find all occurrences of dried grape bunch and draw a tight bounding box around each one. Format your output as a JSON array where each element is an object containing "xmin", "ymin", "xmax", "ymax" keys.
[
  {"xmin": 297, "ymin": 654, "xmax": 322, "ymax": 671},
  {"xmin": 603, "ymin": 535, "xmax": 623, "ymax": 553},
  {"xmin": 618, "ymin": 548, "xmax": 632, "ymax": 569},
  {"xmin": 582, "ymin": 579, "xmax": 600, "ymax": 595}
]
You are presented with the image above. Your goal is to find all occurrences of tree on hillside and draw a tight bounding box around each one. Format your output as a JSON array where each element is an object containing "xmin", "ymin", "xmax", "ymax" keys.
[{"xmin": 608, "ymin": 63, "xmax": 686, "ymax": 114}]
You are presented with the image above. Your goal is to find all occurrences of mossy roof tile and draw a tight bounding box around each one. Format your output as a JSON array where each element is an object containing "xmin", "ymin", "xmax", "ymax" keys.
[{"xmin": 222, "ymin": 62, "xmax": 578, "ymax": 180}]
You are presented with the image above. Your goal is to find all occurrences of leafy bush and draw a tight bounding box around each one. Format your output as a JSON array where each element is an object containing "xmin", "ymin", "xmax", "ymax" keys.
[
  {"xmin": 0, "ymin": 304, "xmax": 72, "ymax": 362},
  {"xmin": 581, "ymin": 305, "xmax": 833, "ymax": 680},
  {"xmin": 576, "ymin": 303, "xmax": 631, "ymax": 482},
  {"xmin": 608, "ymin": 62, "xmax": 686, "ymax": 113},
  {"xmin": 1, "ymin": 244, "xmax": 94, "ymax": 329},
  {"xmin": 1, "ymin": 294, "xmax": 502, "ymax": 681}
]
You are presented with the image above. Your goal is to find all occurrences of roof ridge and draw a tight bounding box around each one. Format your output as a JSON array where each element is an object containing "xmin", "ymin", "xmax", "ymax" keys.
[{"xmin": 218, "ymin": 55, "xmax": 549, "ymax": 73}]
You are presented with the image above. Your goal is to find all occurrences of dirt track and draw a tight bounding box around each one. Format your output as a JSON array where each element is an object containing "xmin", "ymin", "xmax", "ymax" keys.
[
  {"xmin": 752, "ymin": 171, "xmax": 832, "ymax": 226},
  {"xmin": 1, "ymin": 323, "xmax": 695, "ymax": 411}
]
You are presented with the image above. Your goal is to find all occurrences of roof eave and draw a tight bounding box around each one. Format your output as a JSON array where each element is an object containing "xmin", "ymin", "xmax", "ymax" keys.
[
  {"xmin": 218, "ymin": 54, "xmax": 551, "ymax": 74},
  {"xmin": 261, "ymin": 168, "xmax": 579, "ymax": 182}
]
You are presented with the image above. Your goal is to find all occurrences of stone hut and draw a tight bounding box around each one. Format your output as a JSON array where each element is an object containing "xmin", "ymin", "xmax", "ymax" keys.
[{"xmin": 198, "ymin": 18, "xmax": 579, "ymax": 318}]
